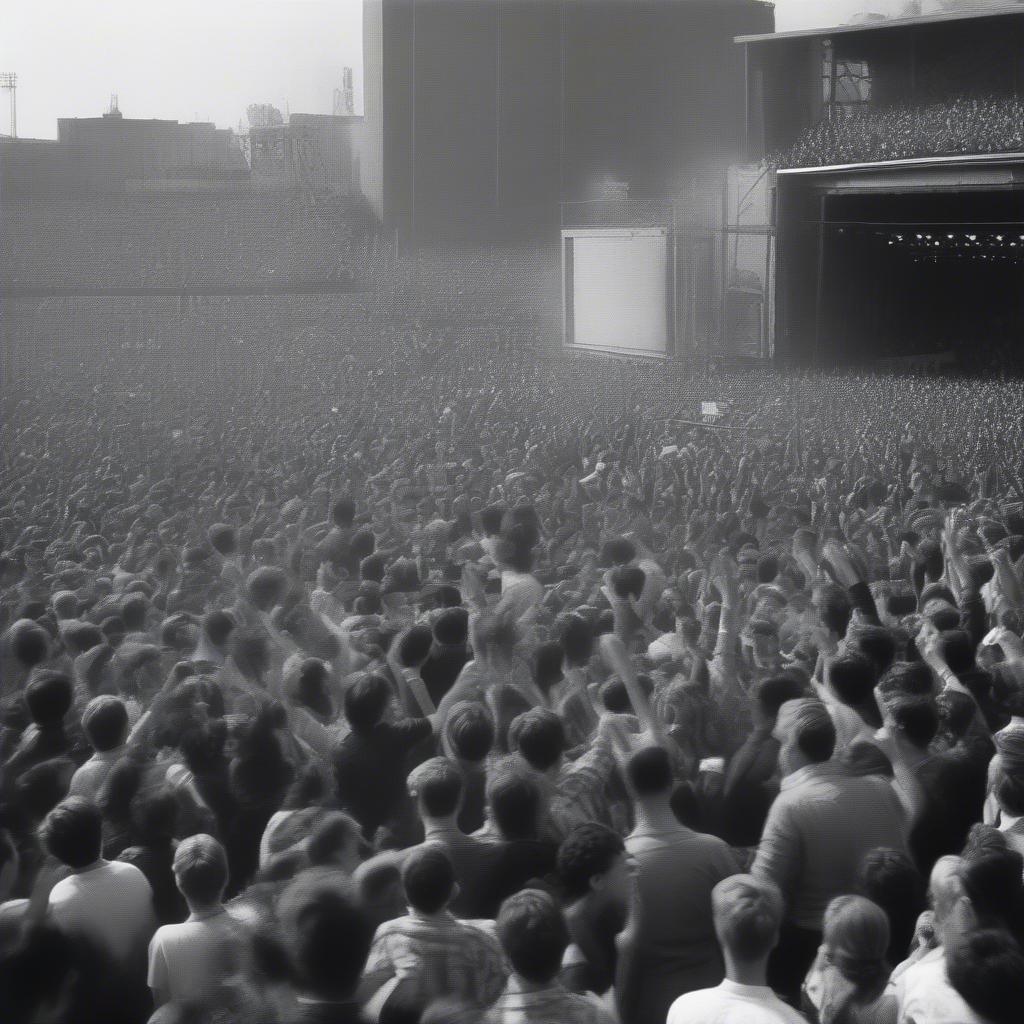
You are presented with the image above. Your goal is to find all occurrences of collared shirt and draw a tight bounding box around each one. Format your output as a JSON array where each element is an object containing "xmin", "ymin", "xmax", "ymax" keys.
[
  {"xmin": 547, "ymin": 731, "xmax": 617, "ymax": 840},
  {"xmin": 363, "ymin": 909, "xmax": 507, "ymax": 1009},
  {"xmin": 667, "ymin": 978, "xmax": 809, "ymax": 1024},
  {"xmin": 148, "ymin": 907, "xmax": 246, "ymax": 1003},
  {"xmin": 485, "ymin": 976, "xmax": 617, "ymax": 1024},
  {"xmin": 752, "ymin": 761, "xmax": 907, "ymax": 931}
]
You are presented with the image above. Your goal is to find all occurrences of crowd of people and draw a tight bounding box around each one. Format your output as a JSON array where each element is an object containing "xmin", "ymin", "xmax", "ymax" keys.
[
  {"xmin": 774, "ymin": 93, "xmax": 1024, "ymax": 169},
  {"xmin": 4, "ymin": 283, "xmax": 1024, "ymax": 1024}
]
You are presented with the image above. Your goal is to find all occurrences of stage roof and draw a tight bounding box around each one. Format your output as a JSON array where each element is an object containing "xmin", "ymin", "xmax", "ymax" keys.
[{"xmin": 736, "ymin": 4, "xmax": 1024, "ymax": 45}]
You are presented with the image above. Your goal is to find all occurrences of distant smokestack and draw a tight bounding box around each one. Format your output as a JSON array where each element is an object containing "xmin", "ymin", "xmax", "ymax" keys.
[{"xmin": 333, "ymin": 67, "xmax": 355, "ymax": 115}]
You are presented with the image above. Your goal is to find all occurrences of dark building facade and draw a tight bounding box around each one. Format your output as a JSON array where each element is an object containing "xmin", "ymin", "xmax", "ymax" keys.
[{"xmin": 363, "ymin": 0, "xmax": 774, "ymax": 242}]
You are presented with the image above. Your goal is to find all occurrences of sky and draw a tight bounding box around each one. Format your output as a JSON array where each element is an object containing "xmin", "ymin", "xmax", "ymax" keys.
[{"xmin": 0, "ymin": 0, "xmax": 964, "ymax": 140}]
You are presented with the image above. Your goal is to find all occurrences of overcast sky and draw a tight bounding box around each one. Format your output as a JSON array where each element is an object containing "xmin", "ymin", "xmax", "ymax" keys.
[{"xmin": 0, "ymin": 0, "xmax": 921, "ymax": 140}]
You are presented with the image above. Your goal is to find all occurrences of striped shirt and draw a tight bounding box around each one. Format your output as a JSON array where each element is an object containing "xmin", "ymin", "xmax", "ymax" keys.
[
  {"xmin": 485, "ymin": 977, "xmax": 618, "ymax": 1024},
  {"xmin": 363, "ymin": 909, "xmax": 507, "ymax": 1009},
  {"xmin": 752, "ymin": 761, "xmax": 908, "ymax": 930}
]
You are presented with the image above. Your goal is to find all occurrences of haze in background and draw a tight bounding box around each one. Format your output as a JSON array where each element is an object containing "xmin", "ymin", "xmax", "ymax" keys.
[{"xmin": 2, "ymin": 0, "xmax": 1020, "ymax": 140}]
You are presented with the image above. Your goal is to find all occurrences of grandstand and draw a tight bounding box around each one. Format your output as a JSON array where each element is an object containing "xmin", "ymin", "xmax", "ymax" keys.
[{"xmin": 739, "ymin": 3, "xmax": 1024, "ymax": 370}]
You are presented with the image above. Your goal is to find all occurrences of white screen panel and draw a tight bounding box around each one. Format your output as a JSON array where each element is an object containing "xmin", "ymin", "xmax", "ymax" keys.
[{"xmin": 568, "ymin": 231, "xmax": 668, "ymax": 355}]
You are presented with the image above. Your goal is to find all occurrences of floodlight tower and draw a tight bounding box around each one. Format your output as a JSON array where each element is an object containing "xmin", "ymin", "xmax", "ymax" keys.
[{"xmin": 0, "ymin": 73, "xmax": 16, "ymax": 138}]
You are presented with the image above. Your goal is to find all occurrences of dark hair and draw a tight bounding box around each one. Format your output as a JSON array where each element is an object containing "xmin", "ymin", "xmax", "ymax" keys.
[
  {"xmin": 995, "ymin": 767, "xmax": 1024, "ymax": 818},
  {"xmin": 818, "ymin": 585, "xmax": 853, "ymax": 638},
  {"xmin": 409, "ymin": 758, "xmax": 464, "ymax": 819},
  {"xmin": 445, "ymin": 703, "xmax": 494, "ymax": 763},
  {"xmin": 15, "ymin": 758, "xmax": 74, "ymax": 822},
  {"xmin": 350, "ymin": 528, "xmax": 375, "ymax": 561},
  {"xmin": 208, "ymin": 522, "xmax": 237, "ymax": 556},
  {"xmin": 886, "ymin": 592, "xmax": 918, "ymax": 618},
  {"xmin": 959, "ymin": 849, "xmax": 1024, "ymax": 933},
  {"xmin": 231, "ymin": 629, "xmax": 271, "ymax": 680},
  {"xmin": 246, "ymin": 566, "xmax": 288, "ymax": 612},
  {"xmin": 202, "ymin": 609, "xmax": 235, "ymax": 648},
  {"xmin": 396, "ymin": 625, "xmax": 433, "ymax": 668},
  {"xmin": 889, "ymin": 695, "xmax": 939, "ymax": 749},
  {"xmin": 280, "ymin": 877, "xmax": 373, "ymax": 999},
  {"xmin": 828, "ymin": 654, "xmax": 879, "ymax": 712},
  {"xmin": 402, "ymin": 845, "xmax": 455, "ymax": 914},
  {"xmin": 556, "ymin": 614, "xmax": 593, "ymax": 668},
  {"xmin": 600, "ymin": 537, "xmax": 637, "ymax": 567},
  {"xmin": 360, "ymin": 554, "xmax": 386, "ymax": 583},
  {"xmin": 511, "ymin": 709, "xmax": 565, "ymax": 772},
  {"xmin": 940, "ymin": 630, "xmax": 975, "ymax": 675},
  {"xmin": 82, "ymin": 697, "xmax": 128, "ymax": 752},
  {"xmin": 433, "ymin": 607, "xmax": 469, "ymax": 646},
  {"xmin": 98, "ymin": 756, "xmax": 142, "ymax": 822},
  {"xmin": 25, "ymin": 671, "xmax": 73, "ymax": 727},
  {"xmin": 878, "ymin": 661, "xmax": 934, "ymax": 699},
  {"xmin": 487, "ymin": 770, "xmax": 541, "ymax": 840},
  {"xmin": 173, "ymin": 834, "xmax": 228, "ymax": 905},
  {"xmin": 344, "ymin": 674, "xmax": 392, "ymax": 734},
  {"xmin": 40, "ymin": 797, "xmax": 103, "ymax": 869},
  {"xmin": 626, "ymin": 746, "xmax": 673, "ymax": 797},
  {"xmin": 856, "ymin": 847, "xmax": 926, "ymax": 965},
  {"xmin": 480, "ymin": 504, "xmax": 508, "ymax": 537},
  {"xmin": 757, "ymin": 555, "xmax": 779, "ymax": 584},
  {"xmin": 794, "ymin": 710, "xmax": 836, "ymax": 763},
  {"xmin": 331, "ymin": 497, "xmax": 356, "ymax": 527},
  {"xmin": 64, "ymin": 622, "xmax": 104, "ymax": 655},
  {"xmin": 610, "ymin": 564, "xmax": 645, "ymax": 601},
  {"xmin": 121, "ymin": 595, "xmax": 148, "ymax": 631},
  {"xmin": 946, "ymin": 929, "xmax": 1024, "ymax": 1024},
  {"xmin": 131, "ymin": 787, "xmax": 179, "ymax": 844},
  {"xmin": 754, "ymin": 675, "xmax": 806, "ymax": 720},
  {"xmin": 557, "ymin": 823, "xmax": 626, "ymax": 901},
  {"xmin": 11, "ymin": 621, "xmax": 50, "ymax": 668},
  {"xmin": 494, "ymin": 530, "xmax": 534, "ymax": 574},
  {"xmin": 497, "ymin": 889, "xmax": 569, "ymax": 984},
  {"xmin": 848, "ymin": 626, "xmax": 896, "ymax": 676}
]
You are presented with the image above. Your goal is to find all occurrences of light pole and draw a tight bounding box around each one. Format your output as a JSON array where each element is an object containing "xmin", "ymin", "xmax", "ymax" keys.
[{"xmin": 0, "ymin": 73, "xmax": 16, "ymax": 138}]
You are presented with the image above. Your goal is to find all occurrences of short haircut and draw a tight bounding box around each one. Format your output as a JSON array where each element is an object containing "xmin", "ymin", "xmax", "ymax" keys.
[
  {"xmin": 280, "ymin": 876, "xmax": 373, "ymax": 999},
  {"xmin": 121, "ymin": 595, "xmax": 148, "ymax": 631},
  {"xmin": 533, "ymin": 642, "xmax": 565, "ymax": 694},
  {"xmin": 307, "ymin": 812, "xmax": 361, "ymax": 867},
  {"xmin": 821, "ymin": 895, "xmax": 890, "ymax": 983},
  {"xmin": 939, "ymin": 630, "xmax": 975, "ymax": 674},
  {"xmin": 889, "ymin": 695, "xmax": 939, "ymax": 749},
  {"xmin": 433, "ymin": 607, "xmax": 469, "ymax": 646},
  {"xmin": 878, "ymin": 661, "xmax": 934, "ymax": 700},
  {"xmin": 778, "ymin": 698, "xmax": 836, "ymax": 763},
  {"xmin": 557, "ymin": 823, "xmax": 626, "ymax": 901},
  {"xmin": 407, "ymin": 757, "xmax": 463, "ymax": 819},
  {"xmin": 600, "ymin": 537, "xmax": 637, "ymax": 567},
  {"xmin": 396, "ymin": 625, "xmax": 433, "ymax": 667},
  {"xmin": 246, "ymin": 566, "xmax": 288, "ymax": 611},
  {"xmin": 610, "ymin": 564, "xmax": 645, "ymax": 601},
  {"xmin": 350, "ymin": 528, "xmax": 375, "ymax": 561},
  {"xmin": 445, "ymin": 703, "xmax": 494, "ymax": 763},
  {"xmin": 40, "ymin": 797, "xmax": 102, "ymax": 869},
  {"xmin": 25, "ymin": 671, "xmax": 73, "ymax": 727},
  {"xmin": 958, "ymin": 848, "xmax": 1024, "ymax": 928},
  {"xmin": 487, "ymin": 769, "xmax": 541, "ymax": 840},
  {"xmin": 173, "ymin": 833, "xmax": 228, "ymax": 904},
  {"xmin": 81, "ymin": 696, "xmax": 128, "ymax": 752},
  {"xmin": 626, "ymin": 745, "xmax": 673, "ymax": 797},
  {"xmin": 557, "ymin": 614, "xmax": 593, "ymax": 668},
  {"xmin": 331, "ymin": 497, "xmax": 356, "ymax": 527},
  {"xmin": 827, "ymin": 654, "xmax": 878, "ymax": 709},
  {"xmin": 64, "ymin": 622, "xmax": 104, "ymax": 655},
  {"xmin": 344, "ymin": 674, "xmax": 392, "ymax": 734},
  {"xmin": 497, "ymin": 889, "xmax": 570, "ymax": 984},
  {"xmin": 11, "ymin": 621, "xmax": 50, "ymax": 668},
  {"xmin": 754, "ymin": 675, "xmax": 806, "ymax": 720},
  {"xmin": 711, "ymin": 874, "xmax": 784, "ymax": 960},
  {"xmin": 818, "ymin": 585, "xmax": 852, "ymax": 638},
  {"xmin": 511, "ymin": 708, "xmax": 566, "ymax": 772},
  {"xmin": 360, "ymin": 553, "xmax": 386, "ymax": 583},
  {"xmin": 202, "ymin": 609, "xmax": 235, "ymax": 647},
  {"xmin": 848, "ymin": 625, "xmax": 896, "ymax": 675},
  {"xmin": 479, "ymin": 503, "xmax": 508, "ymax": 537},
  {"xmin": 132, "ymin": 788, "xmax": 179, "ymax": 843},
  {"xmin": 995, "ymin": 765, "xmax": 1024, "ymax": 818},
  {"xmin": 946, "ymin": 928, "xmax": 1024, "ymax": 1024},
  {"xmin": 402, "ymin": 845, "xmax": 455, "ymax": 914}
]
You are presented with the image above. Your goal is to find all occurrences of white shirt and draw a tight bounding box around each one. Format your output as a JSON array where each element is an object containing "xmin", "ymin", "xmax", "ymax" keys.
[
  {"xmin": 667, "ymin": 978, "xmax": 809, "ymax": 1024},
  {"xmin": 148, "ymin": 907, "xmax": 246, "ymax": 1002},
  {"xmin": 48, "ymin": 860, "xmax": 156, "ymax": 967},
  {"xmin": 891, "ymin": 945, "xmax": 985, "ymax": 1024},
  {"xmin": 67, "ymin": 747, "xmax": 125, "ymax": 802}
]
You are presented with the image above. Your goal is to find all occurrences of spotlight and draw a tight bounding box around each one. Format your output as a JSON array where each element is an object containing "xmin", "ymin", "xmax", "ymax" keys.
[{"xmin": 916, "ymin": 234, "xmax": 923, "ymax": 240}]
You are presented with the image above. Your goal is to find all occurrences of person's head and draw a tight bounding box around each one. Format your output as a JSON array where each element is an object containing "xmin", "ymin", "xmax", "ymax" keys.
[
  {"xmin": 751, "ymin": 674, "xmax": 806, "ymax": 730},
  {"xmin": 10, "ymin": 619, "xmax": 50, "ymax": 670},
  {"xmin": 279, "ymin": 875, "xmax": 373, "ymax": 1000},
  {"xmin": 444, "ymin": 702, "xmax": 494, "ymax": 764},
  {"xmin": 946, "ymin": 928, "xmax": 1024, "ymax": 1024},
  {"xmin": 25, "ymin": 671, "xmax": 73, "ymax": 729},
  {"xmin": 821, "ymin": 895, "xmax": 890, "ymax": 990},
  {"xmin": 201, "ymin": 609, "xmax": 235, "ymax": 649},
  {"xmin": 80, "ymin": 695, "xmax": 128, "ymax": 753},
  {"xmin": 626, "ymin": 745, "xmax": 674, "ymax": 800},
  {"xmin": 0, "ymin": 829, "xmax": 19, "ymax": 903},
  {"xmin": 496, "ymin": 888, "xmax": 570, "ymax": 985},
  {"xmin": 433, "ymin": 607, "xmax": 469, "ymax": 647},
  {"xmin": 479, "ymin": 503, "xmax": 507, "ymax": 538},
  {"xmin": 331, "ymin": 497, "xmax": 356, "ymax": 528},
  {"xmin": 956, "ymin": 847, "xmax": 1024, "ymax": 937},
  {"xmin": 711, "ymin": 874, "xmax": 784, "ymax": 964},
  {"xmin": 557, "ymin": 823, "xmax": 631, "ymax": 908},
  {"xmin": 230, "ymin": 629, "xmax": 271, "ymax": 682},
  {"xmin": 600, "ymin": 537, "xmax": 637, "ymax": 568},
  {"xmin": 486, "ymin": 767, "xmax": 541, "ymax": 840},
  {"xmin": 814, "ymin": 584, "xmax": 852, "ymax": 638},
  {"xmin": 847, "ymin": 624, "xmax": 897, "ymax": 676},
  {"xmin": 826, "ymin": 654, "xmax": 879, "ymax": 721},
  {"xmin": 407, "ymin": 757, "xmax": 463, "ymax": 821},
  {"xmin": 402, "ymin": 845, "xmax": 456, "ymax": 915},
  {"xmin": 533, "ymin": 642, "xmax": 564, "ymax": 696},
  {"xmin": 609, "ymin": 564, "xmax": 645, "ymax": 602},
  {"xmin": 993, "ymin": 759, "xmax": 1024, "ymax": 819},
  {"xmin": 556, "ymin": 613, "xmax": 593, "ymax": 668},
  {"xmin": 306, "ymin": 812, "xmax": 363, "ymax": 873},
  {"xmin": 940, "ymin": 630, "xmax": 976, "ymax": 675},
  {"xmin": 857, "ymin": 847, "xmax": 926, "ymax": 959},
  {"xmin": 40, "ymin": 797, "xmax": 102, "ymax": 869},
  {"xmin": 886, "ymin": 694, "xmax": 940, "ymax": 752},
  {"xmin": 511, "ymin": 708, "xmax": 566, "ymax": 773},
  {"xmin": 172, "ymin": 833, "xmax": 228, "ymax": 909},
  {"xmin": 877, "ymin": 661, "xmax": 934, "ymax": 703},
  {"xmin": 928, "ymin": 855, "xmax": 966, "ymax": 940},
  {"xmin": 293, "ymin": 659, "xmax": 332, "ymax": 719},
  {"xmin": 773, "ymin": 698, "xmax": 835, "ymax": 775},
  {"xmin": 343, "ymin": 673, "xmax": 393, "ymax": 735},
  {"xmin": 120, "ymin": 595, "xmax": 148, "ymax": 632},
  {"xmin": 131, "ymin": 787, "xmax": 178, "ymax": 845}
]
